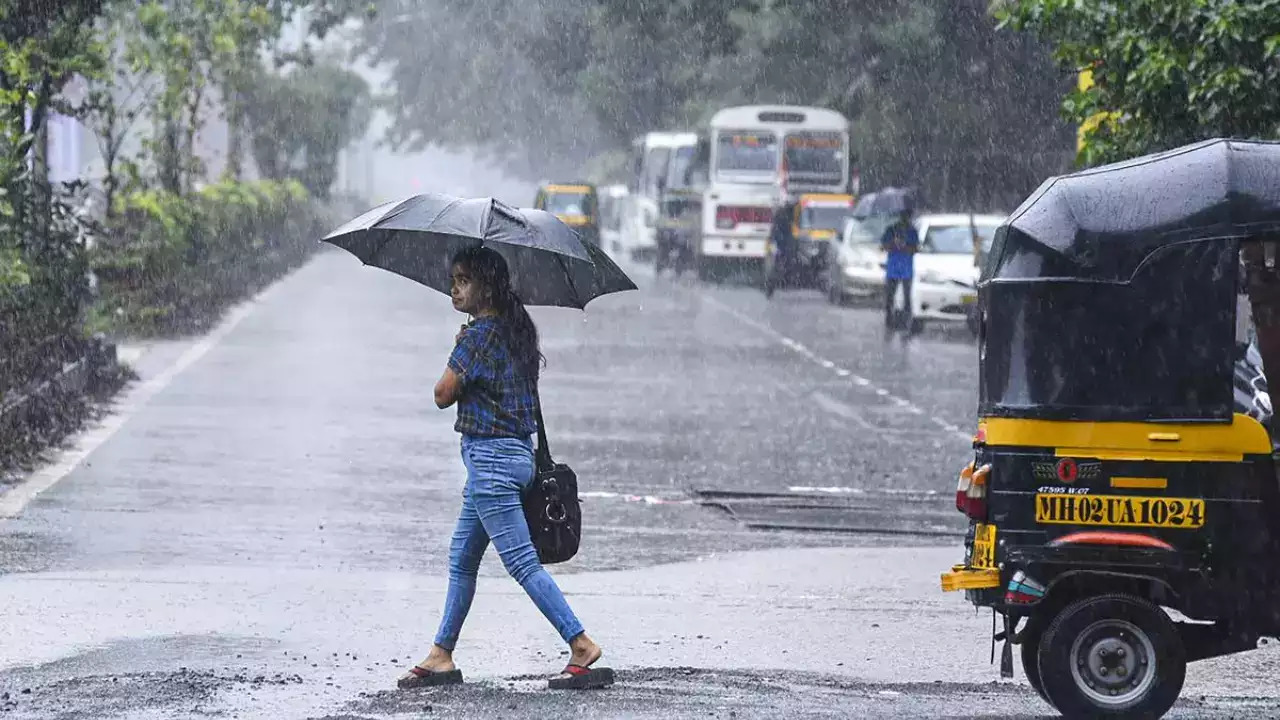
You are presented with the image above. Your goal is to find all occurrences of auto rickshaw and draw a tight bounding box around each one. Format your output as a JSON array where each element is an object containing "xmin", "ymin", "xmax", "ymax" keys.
[
  {"xmin": 763, "ymin": 193, "xmax": 854, "ymax": 293},
  {"xmin": 794, "ymin": 193, "xmax": 853, "ymax": 287},
  {"xmin": 534, "ymin": 183, "xmax": 600, "ymax": 246},
  {"xmin": 940, "ymin": 138, "xmax": 1280, "ymax": 719}
]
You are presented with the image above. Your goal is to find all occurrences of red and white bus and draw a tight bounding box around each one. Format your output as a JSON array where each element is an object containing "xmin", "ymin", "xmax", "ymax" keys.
[{"xmin": 699, "ymin": 105, "xmax": 851, "ymax": 279}]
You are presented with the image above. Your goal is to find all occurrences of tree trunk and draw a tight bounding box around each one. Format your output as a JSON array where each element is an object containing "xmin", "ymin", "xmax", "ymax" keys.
[
  {"xmin": 183, "ymin": 82, "xmax": 205, "ymax": 193},
  {"xmin": 29, "ymin": 73, "xmax": 54, "ymax": 241},
  {"xmin": 225, "ymin": 87, "xmax": 243, "ymax": 180},
  {"xmin": 159, "ymin": 118, "xmax": 182, "ymax": 195}
]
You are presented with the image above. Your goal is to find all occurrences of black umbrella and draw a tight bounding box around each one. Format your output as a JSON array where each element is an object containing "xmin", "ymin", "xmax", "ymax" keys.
[
  {"xmin": 322, "ymin": 193, "xmax": 637, "ymax": 309},
  {"xmin": 996, "ymin": 138, "xmax": 1280, "ymax": 281},
  {"xmin": 852, "ymin": 186, "xmax": 918, "ymax": 218}
]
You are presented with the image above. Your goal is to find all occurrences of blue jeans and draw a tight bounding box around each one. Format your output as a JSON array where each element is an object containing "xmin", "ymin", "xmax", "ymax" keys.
[{"xmin": 433, "ymin": 435, "xmax": 585, "ymax": 650}]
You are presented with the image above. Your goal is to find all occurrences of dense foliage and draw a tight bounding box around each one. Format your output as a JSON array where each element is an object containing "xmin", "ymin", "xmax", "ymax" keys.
[
  {"xmin": 1000, "ymin": 0, "xmax": 1280, "ymax": 167},
  {"xmin": 90, "ymin": 179, "xmax": 323, "ymax": 335},
  {"xmin": 353, "ymin": 0, "xmax": 1073, "ymax": 210},
  {"xmin": 1, "ymin": 0, "xmax": 352, "ymax": 398}
]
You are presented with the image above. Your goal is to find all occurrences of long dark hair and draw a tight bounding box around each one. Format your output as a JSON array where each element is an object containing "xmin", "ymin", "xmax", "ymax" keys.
[{"xmin": 452, "ymin": 245, "xmax": 544, "ymax": 377}]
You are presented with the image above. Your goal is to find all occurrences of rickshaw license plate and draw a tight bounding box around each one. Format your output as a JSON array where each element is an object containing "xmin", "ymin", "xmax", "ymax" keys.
[
  {"xmin": 961, "ymin": 293, "xmax": 977, "ymax": 304},
  {"xmin": 971, "ymin": 523, "xmax": 997, "ymax": 568},
  {"xmin": 1035, "ymin": 493, "xmax": 1205, "ymax": 529}
]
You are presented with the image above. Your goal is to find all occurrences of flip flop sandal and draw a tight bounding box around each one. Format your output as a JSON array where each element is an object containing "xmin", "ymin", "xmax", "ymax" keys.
[
  {"xmin": 548, "ymin": 664, "xmax": 615, "ymax": 690},
  {"xmin": 397, "ymin": 666, "xmax": 463, "ymax": 690}
]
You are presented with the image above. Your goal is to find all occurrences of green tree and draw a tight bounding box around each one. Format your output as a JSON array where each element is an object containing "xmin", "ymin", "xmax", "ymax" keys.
[
  {"xmin": 726, "ymin": 0, "xmax": 1071, "ymax": 209},
  {"xmin": 999, "ymin": 0, "xmax": 1280, "ymax": 167},
  {"xmin": 0, "ymin": 0, "xmax": 107, "ymax": 347},
  {"xmin": 243, "ymin": 59, "xmax": 371, "ymax": 198},
  {"xmin": 0, "ymin": 0, "xmax": 106, "ymax": 217},
  {"xmin": 351, "ymin": 0, "xmax": 603, "ymax": 177},
  {"xmin": 353, "ymin": 0, "xmax": 1070, "ymax": 207},
  {"xmin": 123, "ymin": 0, "xmax": 280, "ymax": 194},
  {"xmin": 70, "ymin": 5, "xmax": 154, "ymax": 225},
  {"xmin": 572, "ymin": 0, "xmax": 749, "ymax": 143}
]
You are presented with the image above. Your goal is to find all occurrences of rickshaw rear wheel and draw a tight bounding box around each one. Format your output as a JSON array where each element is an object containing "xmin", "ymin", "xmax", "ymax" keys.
[{"xmin": 1039, "ymin": 593, "xmax": 1185, "ymax": 719}]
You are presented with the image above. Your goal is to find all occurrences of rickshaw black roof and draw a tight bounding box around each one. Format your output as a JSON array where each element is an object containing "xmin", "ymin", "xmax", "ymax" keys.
[{"xmin": 987, "ymin": 138, "xmax": 1280, "ymax": 283}]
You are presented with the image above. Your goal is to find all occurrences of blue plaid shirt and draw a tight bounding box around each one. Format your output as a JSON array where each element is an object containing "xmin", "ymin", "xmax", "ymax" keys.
[{"xmin": 447, "ymin": 316, "xmax": 539, "ymax": 438}]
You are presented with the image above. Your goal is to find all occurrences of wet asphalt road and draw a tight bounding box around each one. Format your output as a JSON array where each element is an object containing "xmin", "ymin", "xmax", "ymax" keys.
[{"xmin": 1, "ymin": 249, "xmax": 1278, "ymax": 719}]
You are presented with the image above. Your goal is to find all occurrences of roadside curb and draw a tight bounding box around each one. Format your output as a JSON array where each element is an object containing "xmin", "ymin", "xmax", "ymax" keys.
[{"xmin": 0, "ymin": 335, "xmax": 128, "ymax": 472}]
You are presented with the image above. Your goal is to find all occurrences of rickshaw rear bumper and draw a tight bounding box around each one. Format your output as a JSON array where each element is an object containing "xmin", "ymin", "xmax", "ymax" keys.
[{"xmin": 940, "ymin": 564, "xmax": 1001, "ymax": 592}]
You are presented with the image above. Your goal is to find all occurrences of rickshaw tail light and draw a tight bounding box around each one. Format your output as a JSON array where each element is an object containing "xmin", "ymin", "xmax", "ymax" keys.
[
  {"xmin": 961, "ymin": 489, "xmax": 987, "ymax": 520},
  {"xmin": 956, "ymin": 465, "xmax": 989, "ymax": 520},
  {"xmin": 954, "ymin": 462, "xmax": 973, "ymax": 513}
]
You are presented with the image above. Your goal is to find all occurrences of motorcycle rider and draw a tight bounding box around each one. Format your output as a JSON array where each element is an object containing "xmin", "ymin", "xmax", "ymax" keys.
[{"xmin": 764, "ymin": 201, "xmax": 798, "ymax": 298}]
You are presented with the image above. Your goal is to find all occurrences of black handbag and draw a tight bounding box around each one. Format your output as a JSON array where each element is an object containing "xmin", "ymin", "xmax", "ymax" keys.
[{"xmin": 522, "ymin": 396, "xmax": 581, "ymax": 564}]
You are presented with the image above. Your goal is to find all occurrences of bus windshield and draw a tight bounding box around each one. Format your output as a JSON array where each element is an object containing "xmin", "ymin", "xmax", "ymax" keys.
[
  {"xmin": 716, "ymin": 131, "xmax": 778, "ymax": 177},
  {"xmin": 785, "ymin": 132, "xmax": 844, "ymax": 185},
  {"xmin": 665, "ymin": 145, "xmax": 697, "ymax": 190},
  {"xmin": 643, "ymin": 147, "xmax": 671, "ymax": 195}
]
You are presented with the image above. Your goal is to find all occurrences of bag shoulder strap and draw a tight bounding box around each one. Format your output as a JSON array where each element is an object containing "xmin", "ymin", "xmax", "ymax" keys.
[{"xmin": 534, "ymin": 386, "xmax": 553, "ymax": 470}]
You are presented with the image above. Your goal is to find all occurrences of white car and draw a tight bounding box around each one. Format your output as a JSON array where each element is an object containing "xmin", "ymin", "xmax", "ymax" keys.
[
  {"xmin": 827, "ymin": 214, "xmax": 895, "ymax": 302},
  {"xmin": 828, "ymin": 212, "xmax": 1005, "ymax": 334},
  {"xmin": 912, "ymin": 214, "xmax": 1005, "ymax": 333}
]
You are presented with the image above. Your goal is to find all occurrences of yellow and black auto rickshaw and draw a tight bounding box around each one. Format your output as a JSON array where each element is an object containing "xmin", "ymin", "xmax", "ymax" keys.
[
  {"xmin": 763, "ymin": 193, "xmax": 854, "ymax": 292},
  {"xmin": 534, "ymin": 183, "xmax": 600, "ymax": 246},
  {"xmin": 940, "ymin": 139, "xmax": 1280, "ymax": 719}
]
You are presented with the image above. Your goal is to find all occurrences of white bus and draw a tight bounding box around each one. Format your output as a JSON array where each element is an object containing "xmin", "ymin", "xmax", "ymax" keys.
[
  {"xmin": 622, "ymin": 131, "xmax": 698, "ymax": 261},
  {"xmin": 699, "ymin": 105, "xmax": 850, "ymax": 278}
]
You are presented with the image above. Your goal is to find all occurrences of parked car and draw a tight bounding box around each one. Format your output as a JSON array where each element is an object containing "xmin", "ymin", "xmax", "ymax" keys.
[
  {"xmin": 826, "ymin": 212, "xmax": 1005, "ymax": 336},
  {"xmin": 826, "ymin": 213, "xmax": 895, "ymax": 303},
  {"xmin": 913, "ymin": 213, "xmax": 1004, "ymax": 334}
]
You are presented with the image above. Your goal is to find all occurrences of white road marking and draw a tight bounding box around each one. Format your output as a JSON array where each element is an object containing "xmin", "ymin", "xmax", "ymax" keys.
[
  {"xmin": 579, "ymin": 490, "xmax": 694, "ymax": 506},
  {"xmin": 704, "ymin": 296, "xmax": 973, "ymax": 442},
  {"xmin": 810, "ymin": 391, "xmax": 875, "ymax": 430},
  {"xmin": 788, "ymin": 485, "xmax": 941, "ymax": 497},
  {"xmin": 0, "ymin": 285, "xmax": 279, "ymax": 520}
]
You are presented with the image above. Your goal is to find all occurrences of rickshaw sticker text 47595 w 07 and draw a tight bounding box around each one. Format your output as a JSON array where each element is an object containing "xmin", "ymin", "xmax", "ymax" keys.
[{"xmin": 1035, "ymin": 493, "xmax": 1206, "ymax": 529}]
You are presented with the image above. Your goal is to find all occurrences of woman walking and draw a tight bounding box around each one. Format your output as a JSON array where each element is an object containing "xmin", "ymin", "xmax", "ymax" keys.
[{"xmin": 398, "ymin": 246, "xmax": 609, "ymax": 691}]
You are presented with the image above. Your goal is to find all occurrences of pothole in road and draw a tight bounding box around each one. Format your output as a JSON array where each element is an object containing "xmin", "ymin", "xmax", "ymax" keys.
[{"xmin": 690, "ymin": 488, "xmax": 965, "ymax": 538}]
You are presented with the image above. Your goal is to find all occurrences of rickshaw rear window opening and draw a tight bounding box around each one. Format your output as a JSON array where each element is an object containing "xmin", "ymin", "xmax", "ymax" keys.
[
  {"xmin": 978, "ymin": 240, "xmax": 1239, "ymax": 421},
  {"xmin": 800, "ymin": 205, "xmax": 853, "ymax": 231}
]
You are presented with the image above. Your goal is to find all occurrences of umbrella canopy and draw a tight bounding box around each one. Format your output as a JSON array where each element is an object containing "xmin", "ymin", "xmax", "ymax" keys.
[
  {"xmin": 995, "ymin": 138, "xmax": 1280, "ymax": 281},
  {"xmin": 322, "ymin": 193, "xmax": 636, "ymax": 309},
  {"xmin": 851, "ymin": 186, "xmax": 917, "ymax": 218}
]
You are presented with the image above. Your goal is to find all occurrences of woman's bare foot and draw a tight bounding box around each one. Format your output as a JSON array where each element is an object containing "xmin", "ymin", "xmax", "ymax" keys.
[
  {"xmin": 549, "ymin": 633, "xmax": 613, "ymax": 689},
  {"xmin": 567, "ymin": 633, "xmax": 602, "ymax": 670},
  {"xmin": 408, "ymin": 644, "xmax": 457, "ymax": 674},
  {"xmin": 397, "ymin": 645, "xmax": 463, "ymax": 689}
]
